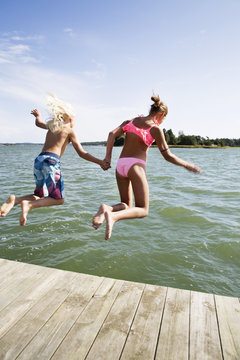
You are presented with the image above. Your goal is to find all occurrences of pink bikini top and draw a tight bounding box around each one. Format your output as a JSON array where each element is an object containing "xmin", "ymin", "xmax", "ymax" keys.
[{"xmin": 122, "ymin": 120, "xmax": 155, "ymax": 147}]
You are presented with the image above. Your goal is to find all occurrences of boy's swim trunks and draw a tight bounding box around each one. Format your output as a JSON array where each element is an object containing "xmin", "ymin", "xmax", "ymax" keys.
[{"xmin": 34, "ymin": 152, "xmax": 64, "ymax": 199}]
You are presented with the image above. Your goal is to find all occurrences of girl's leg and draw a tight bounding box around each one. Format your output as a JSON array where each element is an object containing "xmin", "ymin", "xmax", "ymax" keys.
[
  {"xmin": 20, "ymin": 197, "xmax": 64, "ymax": 226},
  {"xmin": 104, "ymin": 164, "xmax": 149, "ymax": 240},
  {"xmin": 0, "ymin": 194, "xmax": 40, "ymax": 217},
  {"xmin": 92, "ymin": 170, "xmax": 132, "ymax": 229}
]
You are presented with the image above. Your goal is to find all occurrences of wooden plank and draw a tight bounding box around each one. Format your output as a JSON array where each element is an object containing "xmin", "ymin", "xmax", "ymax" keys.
[
  {"xmin": 0, "ymin": 265, "xmax": 75, "ymax": 338},
  {"xmin": 0, "ymin": 262, "xmax": 57, "ymax": 310},
  {"xmin": 120, "ymin": 284, "xmax": 167, "ymax": 360},
  {"xmin": 155, "ymin": 287, "xmax": 190, "ymax": 360},
  {"xmin": 0, "ymin": 258, "xmax": 22, "ymax": 278},
  {"xmin": 189, "ymin": 291, "xmax": 222, "ymax": 360},
  {"xmin": 51, "ymin": 277, "xmax": 124, "ymax": 360},
  {"xmin": 16, "ymin": 273, "xmax": 103, "ymax": 360},
  {"xmin": 0, "ymin": 259, "xmax": 239, "ymax": 360},
  {"xmin": 85, "ymin": 281, "xmax": 145, "ymax": 360},
  {"xmin": 0, "ymin": 261, "xmax": 35, "ymax": 292},
  {"xmin": 0, "ymin": 269, "xmax": 80, "ymax": 360},
  {"xmin": 215, "ymin": 294, "xmax": 240, "ymax": 360}
]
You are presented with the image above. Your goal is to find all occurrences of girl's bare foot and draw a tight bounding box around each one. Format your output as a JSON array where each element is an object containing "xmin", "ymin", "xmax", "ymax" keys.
[
  {"xmin": 92, "ymin": 204, "xmax": 110, "ymax": 230},
  {"xmin": 104, "ymin": 210, "xmax": 115, "ymax": 240},
  {"xmin": 19, "ymin": 200, "xmax": 31, "ymax": 226},
  {"xmin": 0, "ymin": 195, "xmax": 16, "ymax": 217}
]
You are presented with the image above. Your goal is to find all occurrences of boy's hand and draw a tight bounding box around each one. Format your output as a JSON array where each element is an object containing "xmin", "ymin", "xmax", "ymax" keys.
[{"xmin": 31, "ymin": 109, "xmax": 40, "ymax": 118}]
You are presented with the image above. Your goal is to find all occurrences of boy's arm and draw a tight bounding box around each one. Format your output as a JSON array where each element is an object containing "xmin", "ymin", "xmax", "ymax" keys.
[
  {"xmin": 104, "ymin": 121, "xmax": 128, "ymax": 165},
  {"xmin": 31, "ymin": 109, "xmax": 48, "ymax": 129},
  {"xmin": 151, "ymin": 126, "xmax": 201, "ymax": 173},
  {"xmin": 70, "ymin": 130, "xmax": 107, "ymax": 168}
]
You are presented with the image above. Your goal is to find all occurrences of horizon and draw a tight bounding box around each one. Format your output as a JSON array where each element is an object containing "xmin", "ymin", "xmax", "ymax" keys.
[
  {"xmin": 1, "ymin": 129, "xmax": 240, "ymax": 146},
  {"xmin": 0, "ymin": 0, "xmax": 240, "ymax": 143}
]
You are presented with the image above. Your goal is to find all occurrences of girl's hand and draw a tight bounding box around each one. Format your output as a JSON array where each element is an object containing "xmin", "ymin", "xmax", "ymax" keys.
[{"xmin": 185, "ymin": 163, "xmax": 201, "ymax": 174}]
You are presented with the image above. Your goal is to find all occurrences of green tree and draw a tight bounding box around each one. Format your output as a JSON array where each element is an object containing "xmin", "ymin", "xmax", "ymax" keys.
[
  {"xmin": 203, "ymin": 137, "xmax": 212, "ymax": 146},
  {"xmin": 178, "ymin": 134, "xmax": 198, "ymax": 146},
  {"xmin": 166, "ymin": 129, "xmax": 177, "ymax": 145}
]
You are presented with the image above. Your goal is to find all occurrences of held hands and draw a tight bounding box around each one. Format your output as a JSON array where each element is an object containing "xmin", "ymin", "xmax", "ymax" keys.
[{"xmin": 100, "ymin": 158, "xmax": 111, "ymax": 171}]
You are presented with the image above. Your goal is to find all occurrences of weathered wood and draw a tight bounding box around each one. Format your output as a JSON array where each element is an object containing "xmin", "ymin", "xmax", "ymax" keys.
[
  {"xmin": 0, "ymin": 269, "xmax": 78, "ymax": 360},
  {"xmin": 0, "ymin": 261, "xmax": 38, "ymax": 294},
  {"xmin": 215, "ymin": 294, "xmax": 240, "ymax": 360},
  {"xmin": 155, "ymin": 287, "xmax": 190, "ymax": 360},
  {"xmin": 120, "ymin": 284, "xmax": 167, "ymax": 360},
  {"xmin": 0, "ymin": 259, "xmax": 239, "ymax": 360},
  {"xmin": 51, "ymin": 277, "xmax": 124, "ymax": 360},
  {"xmin": 0, "ymin": 265, "xmax": 61, "ymax": 337},
  {"xmin": 85, "ymin": 281, "xmax": 145, "ymax": 360},
  {"xmin": 16, "ymin": 273, "xmax": 103, "ymax": 360},
  {"xmin": 189, "ymin": 291, "xmax": 223, "ymax": 360}
]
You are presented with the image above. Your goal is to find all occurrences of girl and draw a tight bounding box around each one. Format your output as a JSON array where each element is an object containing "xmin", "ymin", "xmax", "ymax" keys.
[
  {"xmin": 92, "ymin": 95, "xmax": 201, "ymax": 240},
  {"xmin": 0, "ymin": 94, "xmax": 108, "ymax": 225}
]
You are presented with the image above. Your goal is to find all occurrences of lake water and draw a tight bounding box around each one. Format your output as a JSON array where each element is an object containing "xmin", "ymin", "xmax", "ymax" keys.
[{"xmin": 0, "ymin": 144, "xmax": 239, "ymax": 297}]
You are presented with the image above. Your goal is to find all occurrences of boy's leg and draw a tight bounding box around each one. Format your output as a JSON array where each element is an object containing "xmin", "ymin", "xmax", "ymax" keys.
[
  {"xmin": 0, "ymin": 194, "xmax": 39, "ymax": 217},
  {"xmin": 20, "ymin": 197, "xmax": 64, "ymax": 226}
]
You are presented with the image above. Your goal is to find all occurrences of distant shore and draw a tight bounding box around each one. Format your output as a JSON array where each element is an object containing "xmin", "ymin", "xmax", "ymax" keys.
[
  {"xmin": 0, "ymin": 142, "xmax": 107, "ymax": 146},
  {"xmin": 1, "ymin": 142, "xmax": 240, "ymax": 149}
]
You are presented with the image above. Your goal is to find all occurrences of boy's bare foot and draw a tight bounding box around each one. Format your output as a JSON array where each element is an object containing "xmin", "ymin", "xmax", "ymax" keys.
[
  {"xmin": 19, "ymin": 200, "xmax": 31, "ymax": 226},
  {"xmin": 92, "ymin": 204, "xmax": 110, "ymax": 230},
  {"xmin": 0, "ymin": 195, "xmax": 16, "ymax": 217},
  {"xmin": 104, "ymin": 210, "xmax": 115, "ymax": 240}
]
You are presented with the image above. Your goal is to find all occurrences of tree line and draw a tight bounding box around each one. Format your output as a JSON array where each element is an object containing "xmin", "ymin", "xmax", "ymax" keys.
[
  {"xmin": 114, "ymin": 129, "xmax": 240, "ymax": 147},
  {"xmin": 163, "ymin": 129, "xmax": 240, "ymax": 147}
]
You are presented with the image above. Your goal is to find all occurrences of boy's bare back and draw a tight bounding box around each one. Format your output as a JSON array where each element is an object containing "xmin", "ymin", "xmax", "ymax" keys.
[
  {"xmin": 42, "ymin": 126, "xmax": 72, "ymax": 157},
  {"xmin": 32, "ymin": 109, "xmax": 76, "ymax": 158}
]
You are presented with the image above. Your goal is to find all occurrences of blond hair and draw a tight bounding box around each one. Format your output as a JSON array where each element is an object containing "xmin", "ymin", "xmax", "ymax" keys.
[
  {"xmin": 149, "ymin": 94, "xmax": 168, "ymax": 117},
  {"xmin": 46, "ymin": 94, "xmax": 75, "ymax": 133}
]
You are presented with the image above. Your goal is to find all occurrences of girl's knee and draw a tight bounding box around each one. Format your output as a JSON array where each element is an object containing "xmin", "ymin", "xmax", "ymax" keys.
[{"xmin": 58, "ymin": 198, "xmax": 64, "ymax": 205}]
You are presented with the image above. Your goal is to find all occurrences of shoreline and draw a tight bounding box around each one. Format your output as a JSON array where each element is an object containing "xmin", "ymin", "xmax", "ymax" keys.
[{"xmin": 1, "ymin": 143, "xmax": 240, "ymax": 149}]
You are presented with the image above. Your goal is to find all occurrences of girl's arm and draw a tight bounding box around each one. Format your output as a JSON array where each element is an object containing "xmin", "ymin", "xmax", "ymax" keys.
[
  {"xmin": 151, "ymin": 127, "xmax": 201, "ymax": 173},
  {"xmin": 69, "ymin": 130, "xmax": 107, "ymax": 169},
  {"xmin": 104, "ymin": 121, "xmax": 128, "ymax": 165},
  {"xmin": 31, "ymin": 109, "xmax": 48, "ymax": 129}
]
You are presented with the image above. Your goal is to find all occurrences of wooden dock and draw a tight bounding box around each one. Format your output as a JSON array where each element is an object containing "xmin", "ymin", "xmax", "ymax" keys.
[{"xmin": 0, "ymin": 258, "xmax": 239, "ymax": 360}]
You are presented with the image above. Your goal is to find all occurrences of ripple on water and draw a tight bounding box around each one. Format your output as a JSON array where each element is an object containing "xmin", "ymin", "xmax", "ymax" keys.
[{"xmin": 0, "ymin": 146, "xmax": 240, "ymax": 297}]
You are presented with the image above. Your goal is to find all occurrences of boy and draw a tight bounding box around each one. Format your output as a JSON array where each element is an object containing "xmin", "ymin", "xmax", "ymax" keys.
[{"xmin": 0, "ymin": 95, "xmax": 108, "ymax": 225}]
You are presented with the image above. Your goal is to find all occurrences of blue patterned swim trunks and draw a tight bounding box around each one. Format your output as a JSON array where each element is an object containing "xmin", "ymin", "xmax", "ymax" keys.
[{"xmin": 34, "ymin": 152, "xmax": 64, "ymax": 199}]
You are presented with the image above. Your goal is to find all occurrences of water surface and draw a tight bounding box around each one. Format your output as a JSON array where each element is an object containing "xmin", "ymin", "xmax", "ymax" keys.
[{"xmin": 0, "ymin": 144, "xmax": 239, "ymax": 297}]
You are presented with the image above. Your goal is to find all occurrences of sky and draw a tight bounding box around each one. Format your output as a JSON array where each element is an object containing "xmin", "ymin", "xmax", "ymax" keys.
[{"xmin": 0, "ymin": 0, "xmax": 240, "ymax": 143}]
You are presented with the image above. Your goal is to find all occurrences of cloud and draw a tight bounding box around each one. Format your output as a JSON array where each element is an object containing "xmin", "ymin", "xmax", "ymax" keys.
[
  {"xmin": 63, "ymin": 28, "xmax": 76, "ymax": 38},
  {"xmin": 0, "ymin": 31, "xmax": 128, "ymax": 142},
  {"xmin": 0, "ymin": 31, "xmax": 43, "ymax": 64},
  {"xmin": 81, "ymin": 59, "xmax": 106, "ymax": 80},
  {"xmin": 0, "ymin": 58, "xmax": 133, "ymax": 142},
  {"xmin": 63, "ymin": 28, "xmax": 110, "ymax": 51},
  {"xmin": 11, "ymin": 35, "xmax": 44, "ymax": 41},
  {"xmin": 64, "ymin": 28, "xmax": 73, "ymax": 33},
  {"xmin": 8, "ymin": 44, "xmax": 30, "ymax": 54}
]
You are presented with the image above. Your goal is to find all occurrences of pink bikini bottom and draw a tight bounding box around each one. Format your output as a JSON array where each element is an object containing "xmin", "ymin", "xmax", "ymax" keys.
[{"xmin": 116, "ymin": 157, "xmax": 146, "ymax": 178}]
